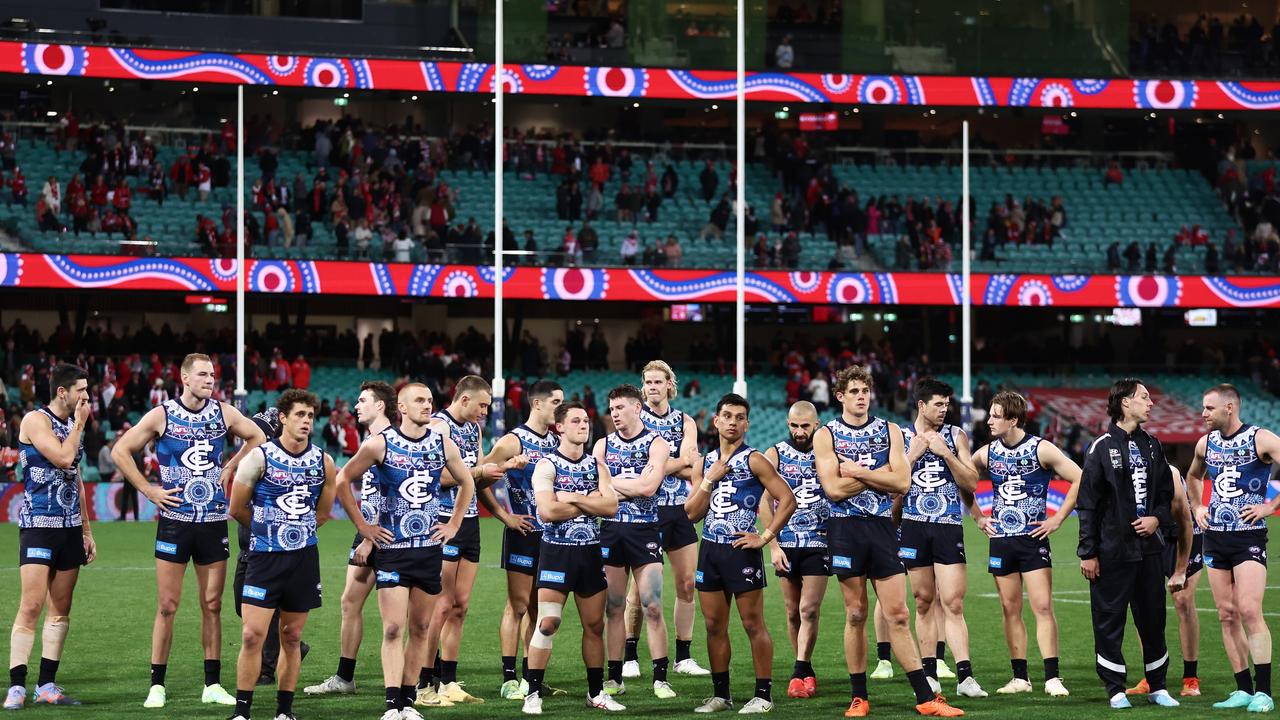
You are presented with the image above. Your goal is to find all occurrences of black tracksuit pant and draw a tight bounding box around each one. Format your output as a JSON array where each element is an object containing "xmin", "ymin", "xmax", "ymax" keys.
[{"xmin": 1091, "ymin": 551, "xmax": 1169, "ymax": 698}]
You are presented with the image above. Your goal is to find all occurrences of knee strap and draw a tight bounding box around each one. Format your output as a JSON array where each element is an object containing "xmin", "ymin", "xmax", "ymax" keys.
[
  {"xmin": 9, "ymin": 625, "xmax": 35, "ymax": 668},
  {"xmin": 42, "ymin": 616, "xmax": 69, "ymax": 661},
  {"xmin": 530, "ymin": 602, "xmax": 562, "ymax": 650}
]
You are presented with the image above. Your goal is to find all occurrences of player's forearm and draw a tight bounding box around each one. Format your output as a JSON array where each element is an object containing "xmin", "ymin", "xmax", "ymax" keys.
[
  {"xmin": 766, "ymin": 495, "xmax": 796, "ymax": 536},
  {"xmin": 571, "ymin": 495, "xmax": 618, "ymax": 518},
  {"xmin": 78, "ymin": 480, "xmax": 91, "ymax": 534},
  {"xmin": 333, "ymin": 480, "xmax": 366, "ymax": 531},
  {"xmin": 860, "ymin": 467, "xmax": 908, "ymax": 493},
  {"xmin": 539, "ymin": 501, "xmax": 583, "ymax": 521},
  {"xmin": 684, "ymin": 491, "xmax": 710, "ymax": 521},
  {"xmin": 946, "ymin": 456, "xmax": 979, "ymax": 492}
]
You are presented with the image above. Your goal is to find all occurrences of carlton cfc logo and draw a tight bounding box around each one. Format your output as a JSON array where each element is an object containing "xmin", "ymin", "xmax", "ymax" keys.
[
  {"xmin": 912, "ymin": 460, "xmax": 947, "ymax": 490},
  {"xmin": 181, "ymin": 439, "xmax": 217, "ymax": 474},
  {"xmin": 998, "ymin": 476, "xmax": 1028, "ymax": 503},
  {"xmin": 276, "ymin": 485, "xmax": 311, "ymax": 519},
  {"xmin": 400, "ymin": 470, "xmax": 436, "ymax": 508},
  {"xmin": 708, "ymin": 483, "xmax": 739, "ymax": 515},
  {"xmin": 1214, "ymin": 466, "xmax": 1244, "ymax": 499}
]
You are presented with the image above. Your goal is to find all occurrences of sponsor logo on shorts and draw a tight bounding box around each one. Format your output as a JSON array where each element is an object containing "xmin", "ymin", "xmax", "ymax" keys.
[
  {"xmin": 646, "ymin": 542, "xmax": 659, "ymax": 552},
  {"xmin": 989, "ymin": 557, "xmax": 1004, "ymax": 569},
  {"xmin": 243, "ymin": 585, "xmax": 268, "ymax": 600},
  {"xmin": 832, "ymin": 555, "xmax": 852, "ymax": 569},
  {"xmin": 25, "ymin": 547, "xmax": 52, "ymax": 560},
  {"xmin": 1204, "ymin": 555, "xmax": 1215, "ymax": 568},
  {"xmin": 601, "ymin": 547, "xmax": 611, "ymax": 558},
  {"xmin": 155, "ymin": 540, "xmax": 179, "ymax": 555},
  {"xmin": 539, "ymin": 570, "xmax": 566, "ymax": 584},
  {"xmin": 442, "ymin": 544, "xmax": 460, "ymax": 557},
  {"xmin": 695, "ymin": 570, "xmax": 705, "ymax": 582},
  {"xmin": 1039, "ymin": 546, "xmax": 1050, "ymax": 556},
  {"xmin": 898, "ymin": 547, "xmax": 918, "ymax": 560},
  {"xmin": 508, "ymin": 553, "xmax": 534, "ymax": 568},
  {"xmin": 376, "ymin": 570, "xmax": 401, "ymax": 584}
]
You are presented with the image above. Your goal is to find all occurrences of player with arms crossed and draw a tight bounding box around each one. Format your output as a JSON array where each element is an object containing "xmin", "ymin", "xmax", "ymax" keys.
[
  {"xmin": 228, "ymin": 390, "xmax": 337, "ymax": 720},
  {"xmin": 304, "ymin": 381, "xmax": 397, "ymax": 696},
  {"xmin": 897, "ymin": 378, "xmax": 986, "ymax": 698},
  {"xmin": 971, "ymin": 390, "xmax": 1080, "ymax": 698},
  {"xmin": 592, "ymin": 384, "xmax": 674, "ymax": 699},
  {"xmin": 814, "ymin": 366, "xmax": 962, "ymax": 718},
  {"xmin": 334, "ymin": 382, "xmax": 477, "ymax": 720},
  {"xmin": 759, "ymin": 401, "xmax": 829, "ymax": 700},
  {"xmin": 686, "ymin": 393, "xmax": 796, "ymax": 714},
  {"xmin": 5, "ymin": 363, "xmax": 93, "ymax": 711},
  {"xmin": 522, "ymin": 402, "xmax": 622, "ymax": 715},
  {"xmin": 113, "ymin": 353, "xmax": 266, "ymax": 708},
  {"xmin": 1186, "ymin": 383, "xmax": 1278, "ymax": 713}
]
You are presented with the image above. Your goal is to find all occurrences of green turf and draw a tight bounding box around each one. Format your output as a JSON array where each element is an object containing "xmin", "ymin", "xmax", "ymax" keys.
[{"xmin": 1, "ymin": 517, "xmax": 1276, "ymax": 718}]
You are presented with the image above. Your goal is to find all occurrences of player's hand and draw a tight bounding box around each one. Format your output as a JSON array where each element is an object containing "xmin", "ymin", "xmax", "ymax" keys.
[
  {"xmin": 556, "ymin": 491, "xmax": 585, "ymax": 505},
  {"xmin": 1167, "ymin": 570, "xmax": 1187, "ymax": 594},
  {"xmin": 503, "ymin": 454, "xmax": 530, "ymax": 471},
  {"xmin": 1080, "ymin": 557, "xmax": 1100, "ymax": 582},
  {"xmin": 505, "ymin": 514, "xmax": 536, "ymax": 535},
  {"xmin": 478, "ymin": 462, "xmax": 504, "ymax": 483},
  {"xmin": 839, "ymin": 459, "xmax": 864, "ymax": 480},
  {"xmin": 770, "ymin": 545, "xmax": 790, "ymax": 573},
  {"xmin": 352, "ymin": 538, "xmax": 374, "ymax": 566},
  {"xmin": 1131, "ymin": 516, "xmax": 1159, "ymax": 537},
  {"xmin": 430, "ymin": 522, "xmax": 460, "ymax": 544},
  {"xmin": 975, "ymin": 515, "xmax": 997, "ymax": 537},
  {"xmin": 1241, "ymin": 503, "xmax": 1274, "ymax": 524},
  {"xmin": 1194, "ymin": 505, "xmax": 1210, "ymax": 530},
  {"xmin": 926, "ymin": 432, "xmax": 951, "ymax": 457},
  {"xmin": 82, "ymin": 531, "xmax": 96, "ymax": 564},
  {"xmin": 731, "ymin": 530, "xmax": 767, "ymax": 550},
  {"xmin": 704, "ymin": 458, "xmax": 729, "ymax": 484},
  {"xmin": 145, "ymin": 484, "xmax": 183, "ymax": 510},
  {"xmin": 359, "ymin": 522, "xmax": 394, "ymax": 546},
  {"xmin": 1029, "ymin": 516, "xmax": 1061, "ymax": 539},
  {"xmin": 73, "ymin": 395, "xmax": 91, "ymax": 426}
]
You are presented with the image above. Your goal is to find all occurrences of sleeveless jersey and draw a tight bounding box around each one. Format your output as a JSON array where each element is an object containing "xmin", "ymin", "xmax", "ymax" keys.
[
  {"xmin": 1128, "ymin": 440, "xmax": 1150, "ymax": 519},
  {"xmin": 603, "ymin": 429, "xmax": 661, "ymax": 523},
  {"xmin": 641, "ymin": 405, "xmax": 688, "ymax": 506},
  {"xmin": 773, "ymin": 441, "xmax": 827, "ymax": 548},
  {"xmin": 433, "ymin": 409, "xmax": 480, "ymax": 518},
  {"xmin": 701, "ymin": 445, "xmax": 764, "ymax": 543},
  {"xmin": 378, "ymin": 427, "xmax": 446, "ymax": 549},
  {"xmin": 506, "ymin": 424, "xmax": 560, "ymax": 532},
  {"xmin": 901, "ymin": 424, "xmax": 965, "ymax": 525},
  {"xmin": 825, "ymin": 417, "xmax": 896, "ymax": 518},
  {"xmin": 1205, "ymin": 425, "xmax": 1271, "ymax": 532},
  {"xmin": 155, "ymin": 398, "xmax": 229, "ymax": 523},
  {"xmin": 987, "ymin": 435, "xmax": 1053, "ymax": 537},
  {"xmin": 249, "ymin": 440, "xmax": 326, "ymax": 552},
  {"xmin": 357, "ymin": 464, "xmax": 383, "ymax": 527},
  {"xmin": 18, "ymin": 407, "xmax": 83, "ymax": 529},
  {"xmin": 539, "ymin": 451, "xmax": 602, "ymax": 546}
]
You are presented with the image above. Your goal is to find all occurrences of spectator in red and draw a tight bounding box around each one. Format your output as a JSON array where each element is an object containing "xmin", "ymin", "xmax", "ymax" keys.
[
  {"xmin": 196, "ymin": 163, "xmax": 212, "ymax": 201},
  {"xmin": 113, "ymin": 178, "xmax": 132, "ymax": 216},
  {"xmin": 41, "ymin": 176, "xmax": 61, "ymax": 215},
  {"xmin": 268, "ymin": 350, "xmax": 291, "ymax": 390},
  {"xmin": 9, "ymin": 167, "xmax": 27, "ymax": 205},
  {"xmin": 170, "ymin": 155, "xmax": 193, "ymax": 200},
  {"xmin": 65, "ymin": 173, "xmax": 84, "ymax": 203},
  {"xmin": 589, "ymin": 157, "xmax": 610, "ymax": 189},
  {"xmin": 90, "ymin": 175, "xmax": 108, "ymax": 212},
  {"xmin": 148, "ymin": 164, "xmax": 166, "ymax": 205},
  {"xmin": 35, "ymin": 197, "xmax": 64, "ymax": 233},
  {"xmin": 290, "ymin": 355, "xmax": 312, "ymax": 390},
  {"xmin": 148, "ymin": 378, "xmax": 169, "ymax": 407},
  {"xmin": 339, "ymin": 412, "xmax": 360, "ymax": 457},
  {"xmin": 70, "ymin": 193, "xmax": 91, "ymax": 236},
  {"xmin": 1192, "ymin": 224, "xmax": 1209, "ymax": 246},
  {"xmin": 1104, "ymin": 160, "xmax": 1124, "ymax": 186}
]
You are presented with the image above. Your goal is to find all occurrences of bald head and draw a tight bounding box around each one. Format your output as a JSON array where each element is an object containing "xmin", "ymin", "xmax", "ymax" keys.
[
  {"xmin": 789, "ymin": 401, "xmax": 819, "ymax": 421},
  {"xmin": 787, "ymin": 401, "xmax": 820, "ymax": 450}
]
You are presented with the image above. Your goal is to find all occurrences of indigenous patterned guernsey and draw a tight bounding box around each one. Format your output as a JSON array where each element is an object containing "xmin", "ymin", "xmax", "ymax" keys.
[
  {"xmin": 539, "ymin": 452, "xmax": 602, "ymax": 545},
  {"xmin": 378, "ymin": 427, "xmax": 447, "ymax": 548},
  {"xmin": 603, "ymin": 429, "xmax": 661, "ymax": 523},
  {"xmin": 507, "ymin": 425, "xmax": 560, "ymax": 531},
  {"xmin": 641, "ymin": 405, "xmax": 689, "ymax": 506},
  {"xmin": 900, "ymin": 424, "xmax": 964, "ymax": 525},
  {"xmin": 773, "ymin": 441, "xmax": 826, "ymax": 547},
  {"xmin": 701, "ymin": 445, "xmax": 764, "ymax": 543},
  {"xmin": 825, "ymin": 417, "xmax": 895, "ymax": 518},
  {"xmin": 433, "ymin": 409, "xmax": 480, "ymax": 517},
  {"xmin": 155, "ymin": 398, "xmax": 229, "ymax": 522},
  {"xmin": 986, "ymin": 434, "xmax": 1054, "ymax": 537},
  {"xmin": 1204, "ymin": 425, "xmax": 1271, "ymax": 532},
  {"xmin": 250, "ymin": 440, "xmax": 326, "ymax": 552},
  {"xmin": 18, "ymin": 408, "xmax": 83, "ymax": 529}
]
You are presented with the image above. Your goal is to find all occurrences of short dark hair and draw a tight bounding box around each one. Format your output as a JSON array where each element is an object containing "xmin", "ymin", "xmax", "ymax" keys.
[
  {"xmin": 914, "ymin": 377, "xmax": 953, "ymax": 405},
  {"xmin": 715, "ymin": 393, "xmax": 750, "ymax": 418},
  {"xmin": 454, "ymin": 375, "xmax": 492, "ymax": 399},
  {"xmin": 1107, "ymin": 378, "xmax": 1144, "ymax": 423},
  {"xmin": 991, "ymin": 390, "xmax": 1027, "ymax": 427},
  {"xmin": 555, "ymin": 400, "xmax": 587, "ymax": 425},
  {"xmin": 1205, "ymin": 383, "xmax": 1241, "ymax": 406},
  {"xmin": 529, "ymin": 380, "xmax": 563, "ymax": 401},
  {"xmin": 607, "ymin": 384, "xmax": 644, "ymax": 404},
  {"xmin": 277, "ymin": 389, "xmax": 320, "ymax": 417},
  {"xmin": 360, "ymin": 380, "xmax": 397, "ymax": 422},
  {"xmin": 50, "ymin": 363, "xmax": 88, "ymax": 398}
]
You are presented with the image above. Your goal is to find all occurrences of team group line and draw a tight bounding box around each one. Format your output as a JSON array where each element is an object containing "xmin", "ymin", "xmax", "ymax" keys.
[{"xmin": 4, "ymin": 358, "xmax": 1277, "ymax": 718}]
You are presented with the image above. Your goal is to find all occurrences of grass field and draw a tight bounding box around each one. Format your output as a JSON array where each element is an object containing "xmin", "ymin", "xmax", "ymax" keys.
[{"xmin": 1, "ymin": 517, "xmax": 1277, "ymax": 719}]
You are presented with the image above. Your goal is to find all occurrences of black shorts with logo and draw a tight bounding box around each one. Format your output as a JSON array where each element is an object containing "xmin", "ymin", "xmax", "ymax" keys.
[
  {"xmin": 601, "ymin": 521, "xmax": 664, "ymax": 568},
  {"xmin": 375, "ymin": 545, "xmax": 444, "ymax": 594},
  {"xmin": 776, "ymin": 546, "xmax": 831, "ymax": 580},
  {"xmin": 348, "ymin": 532, "xmax": 379, "ymax": 568},
  {"xmin": 241, "ymin": 544, "xmax": 323, "ymax": 613},
  {"xmin": 155, "ymin": 516, "xmax": 230, "ymax": 566},
  {"xmin": 696, "ymin": 540, "xmax": 766, "ymax": 594},
  {"xmin": 536, "ymin": 542, "xmax": 608, "ymax": 596},
  {"xmin": 440, "ymin": 515, "xmax": 481, "ymax": 563},
  {"xmin": 827, "ymin": 515, "xmax": 905, "ymax": 579},
  {"xmin": 656, "ymin": 504, "xmax": 698, "ymax": 551},
  {"xmin": 501, "ymin": 528, "xmax": 543, "ymax": 576},
  {"xmin": 19, "ymin": 526, "xmax": 86, "ymax": 571},
  {"xmin": 988, "ymin": 535, "xmax": 1053, "ymax": 576},
  {"xmin": 898, "ymin": 519, "xmax": 966, "ymax": 568},
  {"xmin": 1163, "ymin": 533, "xmax": 1205, "ymax": 579},
  {"xmin": 1204, "ymin": 529, "xmax": 1268, "ymax": 570}
]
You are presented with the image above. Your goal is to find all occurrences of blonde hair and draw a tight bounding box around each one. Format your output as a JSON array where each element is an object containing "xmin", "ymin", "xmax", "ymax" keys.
[
  {"xmin": 642, "ymin": 360, "xmax": 678, "ymax": 400},
  {"xmin": 181, "ymin": 353, "xmax": 212, "ymax": 374}
]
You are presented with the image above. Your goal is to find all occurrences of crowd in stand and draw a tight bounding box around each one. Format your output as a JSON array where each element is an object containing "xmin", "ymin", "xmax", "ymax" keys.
[{"xmin": 1131, "ymin": 12, "xmax": 1280, "ymax": 76}]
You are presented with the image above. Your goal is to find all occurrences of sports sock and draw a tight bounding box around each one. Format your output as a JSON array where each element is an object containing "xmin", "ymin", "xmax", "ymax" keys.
[
  {"xmin": 625, "ymin": 638, "xmax": 640, "ymax": 663},
  {"xmin": 937, "ymin": 641, "xmax": 947, "ymax": 661},
  {"xmin": 385, "ymin": 686, "xmax": 401, "ymax": 711},
  {"xmin": 676, "ymin": 639, "xmax": 692, "ymax": 663},
  {"xmin": 418, "ymin": 666, "xmax": 434, "ymax": 690},
  {"xmin": 527, "ymin": 668, "xmax": 545, "ymax": 697},
  {"xmin": 502, "ymin": 655, "xmax": 517, "ymax": 683},
  {"xmin": 336, "ymin": 656, "xmax": 356, "ymax": 684},
  {"xmin": 956, "ymin": 660, "xmax": 973, "ymax": 683},
  {"xmin": 922, "ymin": 656, "xmax": 937, "ymax": 681},
  {"xmin": 522, "ymin": 657, "xmax": 529, "ymax": 680},
  {"xmin": 36, "ymin": 658, "xmax": 58, "ymax": 687},
  {"xmin": 9, "ymin": 665, "xmax": 26, "ymax": 688},
  {"xmin": 400, "ymin": 684, "xmax": 415, "ymax": 708},
  {"xmin": 1044, "ymin": 657, "xmax": 1060, "ymax": 681},
  {"xmin": 755, "ymin": 677, "xmax": 772, "ymax": 701},
  {"xmin": 440, "ymin": 660, "xmax": 458, "ymax": 685},
  {"xmin": 151, "ymin": 663, "xmax": 167, "ymax": 687},
  {"xmin": 587, "ymin": 667, "xmax": 604, "ymax": 698},
  {"xmin": 652, "ymin": 657, "xmax": 669, "ymax": 683},
  {"xmin": 849, "ymin": 672, "xmax": 867, "ymax": 700},
  {"xmin": 433, "ymin": 651, "xmax": 442, "ymax": 686},
  {"xmin": 204, "ymin": 659, "xmax": 220, "ymax": 687},
  {"xmin": 608, "ymin": 660, "xmax": 623, "ymax": 684},
  {"xmin": 793, "ymin": 660, "xmax": 814, "ymax": 680},
  {"xmin": 1011, "ymin": 658, "xmax": 1029, "ymax": 681},
  {"xmin": 275, "ymin": 690, "xmax": 293, "ymax": 716},
  {"xmin": 1236, "ymin": 669, "xmax": 1255, "ymax": 694},
  {"xmin": 712, "ymin": 671, "xmax": 731, "ymax": 701},
  {"xmin": 235, "ymin": 689, "xmax": 253, "ymax": 718},
  {"xmin": 876, "ymin": 641, "xmax": 891, "ymax": 662},
  {"xmin": 906, "ymin": 669, "xmax": 935, "ymax": 704},
  {"xmin": 1255, "ymin": 663, "xmax": 1272, "ymax": 696},
  {"xmin": 1182, "ymin": 660, "xmax": 1197, "ymax": 680}
]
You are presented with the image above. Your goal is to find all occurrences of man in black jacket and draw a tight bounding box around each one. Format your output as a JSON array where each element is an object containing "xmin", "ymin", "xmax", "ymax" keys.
[{"xmin": 1077, "ymin": 378, "xmax": 1187, "ymax": 709}]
